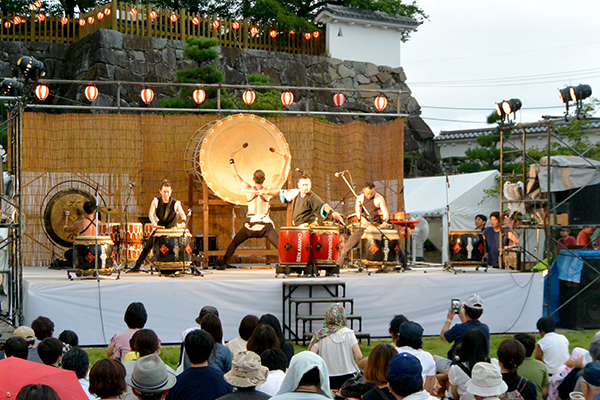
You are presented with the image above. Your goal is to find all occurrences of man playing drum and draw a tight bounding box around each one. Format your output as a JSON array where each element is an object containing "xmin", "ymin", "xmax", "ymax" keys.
[
  {"xmin": 219, "ymin": 151, "xmax": 292, "ymax": 270},
  {"xmin": 128, "ymin": 179, "xmax": 187, "ymax": 272},
  {"xmin": 64, "ymin": 201, "xmax": 98, "ymax": 237}
]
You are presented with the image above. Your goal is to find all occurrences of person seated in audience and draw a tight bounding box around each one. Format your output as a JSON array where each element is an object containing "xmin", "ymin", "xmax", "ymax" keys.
[
  {"xmin": 395, "ymin": 321, "xmax": 436, "ymax": 394},
  {"xmin": 465, "ymin": 362, "xmax": 507, "ymax": 400},
  {"xmin": 31, "ymin": 316, "xmax": 55, "ymax": 342},
  {"xmin": 535, "ymin": 317, "xmax": 570, "ymax": 376},
  {"xmin": 566, "ymin": 333, "xmax": 600, "ymax": 370},
  {"xmin": 225, "ymin": 315, "xmax": 259, "ymax": 358},
  {"xmin": 581, "ymin": 361, "xmax": 600, "ymax": 400},
  {"xmin": 359, "ymin": 315, "xmax": 408, "ymax": 370},
  {"xmin": 270, "ymin": 351, "xmax": 331, "ymax": 400},
  {"xmin": 62, "ymin": 347, "xmax": 95, "ymax": 400},
  {"xmin": 514, "ymin": 333, "xmax": 549, "ymax": 400},
  {"xmin": 247, "ymin": 324, "xmax": 281, "ymax": 360},
  {"xmin": 125, "ymin": 354, "xmax": 176, "ymax": 400},
  {"xmin": 58, "ymin": 330, "xmax": 79, "ymax": 347},
  {"xmin": 89, "ymin": 359, "xmax": 128, "ymax": 400},
  {"xmin": 550, "ymin": 347, "xmax": 588, "ymax": 400},
  {"xmin": 37, "ymin": 337, "xmax": 63, "ymax": 367},
  {"xmin": 259, "ymin": 314, "xmax": 294, "ymax": 366},
  {"xmin": 497, "ymin": 339, "xmax": 537, "ymax": 400},
  {"xmin": 177, "ymin": 305, "xmax": 219, "ymax": 374},
  {"xmin": 16, "ymin": 384, "xmax": 61, "ymax": 400},
  {"xmin": 387, "ymin": 353, "xmax": 438, "ymax": 400},
  {"xmin": 257, "ymin": 349, "xmax": 288, "ymax": 397},
  {"xmin": 4, "ymin": 336, "xmax": 29, "ymax": 359},
  {"xmin": 361, "ymin": 344, "xmax": 398, "ymax": 400},
  {"xmin": 218, "ymin": 351, "xmax": 270, "ymax": 400},
  {"xmin": 13, "ymin": 325, "xmax": 42, "ymax": 363},
  {"xmin": 107, "ymin": 302, "xmax": 148, "ymax": 361},
  {"xmin": 201, "ymin": 313, "xmax": 232, "ymax": 373},
  {"xmin": 166, "ymin": 329, "xmax": 232, "ymax": 400},
  {"xmin": 447, "ymin": 329, "xmax": 491, "ymax": 400}
]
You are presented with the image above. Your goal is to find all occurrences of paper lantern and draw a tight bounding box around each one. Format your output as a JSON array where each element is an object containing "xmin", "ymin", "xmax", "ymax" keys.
[
  {"xmin": 269, "ymin": 30, "xmax": 277, "ymax": 38},
  {"xmin": 400, "ymin": 227, "xmax": 412, "ymax": 239},
  {"xmin": 374, "ymin": 95, "xmax": 387, "ymax": 111},
  {"xmin": 85, "ymin": 85, "xmax": 98, "ymax": 101},
  {"xmin": 97, "ymin": 11, "xmax": 104, "ymax": 20},
  {"xmin": 87, "ymin": 16, "xmax": 94, "ymax": 24},
  {"xmin": 129, "ymin": 8, "xmax": 137, "ymax": 17},
  {"xmin": 250, "ymin": 26, "xmax": 258, "ymax": 36},
  {"xmin": 34, "ymin": 85, "xmax": 49, "ymax": 101},
  {"xmin": 38, "ymin": 14, "xmax": 46, "ymax": 21},
  {"xmin": 333, "ymin": 93, "xmax": 345, "ymax": 107},
  {"xmin": 170, "ymin": 14, "xmax": 177, "ymax": 23},
  {"xmin": 34, "ymin": 1, "xmax": 41, "ymax": 7},
  {"xmin": 60, "ymin": 17, "xmax": 68, "ymax": 24},
  {"xmin": 231, "ymin": 21, "xmax": 239, "ymax": 30},
  {"xmin": 289, "ymin": 30, "xmax": 295, "ymax": 35},
  {"xmin": 149, "ymin": 11, "xmax": 156, "ymax": 19},
  {"xmin": 212, "ymin": 20, "xmax": 219, "ymax": 29},
  {"xmin": 141, "ymin": 88, "xmax": 154, "ymax": 104},
  {"xmin": 191, "ymin": 17, "xmax": 199, "ymax": 25},
  {"xmin": 104, "ymin": 7, "xmax": 111, "ymax": 15},
  {"xmin": 13, "ymin": 16, "xmax": 22, "ymax": 24},
  {"xmin": 304, "ymin": 32, "xmax": 311, "ymax": 40},
  {"xmin": 281, "ymin": 91, "xmax": 294, "ymax": 106},
  {"xmin": 4, "ymin": 21, "xmax": 11, "ymax": 28},
  {"xmin": 313, "ymin": 31, "xmax": 319, "ymax": 38},
  {"xmin": 192, "ymin": 89, "xmax": 206, "ymax": 104},
  {"xmin": 79, "ymin": 18, "xmax": 86, "ymax": 26},
  {"xmin": 29, "ymin": 4, "xmax": 37, "ymax": 11},
  {"xmin": 243, "ymin": 90, "xmax": 256, "ymax": 105}
]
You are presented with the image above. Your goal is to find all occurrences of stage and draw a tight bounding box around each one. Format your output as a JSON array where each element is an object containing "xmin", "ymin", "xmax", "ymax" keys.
[{"xmin": 22, "ymin": 265, "xmax": 544, "ymax": 346}]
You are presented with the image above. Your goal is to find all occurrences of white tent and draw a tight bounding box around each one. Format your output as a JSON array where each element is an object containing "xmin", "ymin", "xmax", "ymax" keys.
[{"xmin": 404, "ymin": 170, "xmax": 501, "ymax": 263}]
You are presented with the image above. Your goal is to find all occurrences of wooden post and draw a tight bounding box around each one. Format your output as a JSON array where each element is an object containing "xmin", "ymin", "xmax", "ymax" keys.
[
  {"xmin": 188, "ymin": 174, "xmax": 194, "ymax": 235},
  {"xmin": 203, "ymin": 177, "xmax": 209, "ymax": 265},
  {"xmin": 111, "ymin": 0, "xmax": 117, "ymax": 31}
]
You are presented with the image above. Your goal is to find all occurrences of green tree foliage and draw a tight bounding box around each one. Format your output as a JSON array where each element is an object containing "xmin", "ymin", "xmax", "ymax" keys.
[{"xmin": 140, "ymin": 0, "xmax": 239, "ymax": 17}]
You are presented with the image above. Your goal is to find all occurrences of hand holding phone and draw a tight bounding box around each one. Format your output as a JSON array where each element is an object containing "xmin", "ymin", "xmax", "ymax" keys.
[{"xmin": 451, "ymin": 299, "xmax": 460, "ymax": 314}]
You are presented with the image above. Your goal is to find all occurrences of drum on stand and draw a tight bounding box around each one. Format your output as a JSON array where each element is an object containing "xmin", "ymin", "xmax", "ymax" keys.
[
  {"xmin": 360, "ymin": 227, "xmax": 400, "ymax": 271},
  {"xmin": 276, "ymin": 227, "xmax": 311, "ymax": 277},
  {"xmin": 72, "ymin": 236, "xmax": 115, "ymax": 273},
  {"xmin": 143, "ymin": 223, "xmax": 154, "ymax": 240},
  {"xmin": 121, "ymin": 222, "xmax": 144, "ymax": 243},
  {"xmin": 309, "ymin": 226, "xmax": 340, "ymax": 276},
  {"xmin": 153, "ymin": 228, "xmax": 193, "ymax": 275},
  {"xmin": 449, "ymin": 229, "xmax": 486, "ymax": 271}
]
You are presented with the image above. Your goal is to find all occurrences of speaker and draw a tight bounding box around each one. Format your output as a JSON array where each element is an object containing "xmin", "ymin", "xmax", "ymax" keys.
[
  {"xmin": 559, "ymin": 257, "xmax": 600, "ymax": 329},
  {"xmin": 568, "ymin": 184, "xmax": 600, "ymax": 225}
]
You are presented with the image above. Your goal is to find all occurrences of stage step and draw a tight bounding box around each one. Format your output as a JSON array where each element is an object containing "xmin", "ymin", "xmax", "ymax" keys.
[
  {"xmin": 302, "ymin": 331, "xmax": 371, "ymax": 346},
  {"xmin": 289, "ymin": 297, "xmax": 353, "ymax": 305},
  {"xmin": 297, "ymin": 314, "xmax": 363, "ymax": 335}
]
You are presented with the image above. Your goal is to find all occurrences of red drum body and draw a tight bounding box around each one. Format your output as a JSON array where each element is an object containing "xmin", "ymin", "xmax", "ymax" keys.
[
  {"xmin": 72, "ymin": 236, "xmax": 115, "ymax": 270},
  {"xmin": 449, "ymin": 229, "xmax": 485, "ymax": 264},
  {"xmin": 278, "ymin": 227, "xmax": 310, "ymax": 265},
  {"xmin": 121, "ymin": 222, "xmax": 143, "ymax": 243},
  {"xmin": 309, "ymin": 226, "xmax": 339, "ymax": 265},
  {"xmin": 98, "ymin": 223, "xmax": 120, "ymax": 244},
  {"xmin": 143, "ymin": 223, "xmax": 154, "ymax": 240}
]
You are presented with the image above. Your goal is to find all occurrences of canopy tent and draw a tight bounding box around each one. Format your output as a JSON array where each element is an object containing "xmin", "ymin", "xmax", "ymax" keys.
[
  {"xmin": 404, "ymin": 170, "xmax": 500, "ymax": 263},
  {"xmin": 533, "ymin": 155, "xmax": 600, "ymax": 193}
]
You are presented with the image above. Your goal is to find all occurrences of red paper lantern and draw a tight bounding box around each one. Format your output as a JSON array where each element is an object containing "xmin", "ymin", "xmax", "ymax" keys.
[
  {"xmin": 333, "ymin": 93, "xmax": 345, "ymax": 107},
  {"xmin": 231, "ymin": 21, "xmax": 240, "ymax": 30},
  {"xmin": 250, "ymin": 26, "xmax": 258, "ymax": 36},
  {"xmin": 304, "ymin": 32, "xmax": 311, "ymax": 40},
  {"xmin": 191, "ymin": 17, "xmax": 199, "ymax": 25},
  {"xmin": 149, "ymin": 11, "xmax": 156, "ymax": 19},
  {"xmin": 212, "ymin": 20, "xmax": 219, "ymax": 29},
  {"xmin": 170, "ymin": 14, "xmax": 177, "ymax": 23},
  {"xmin": 289, "ymin": 30, "xmax": 295, "ymax": 35},
  {"xmin": 281, "ymin": 91, "xmax": 294, "ymax": 106},
  {"xmin": 4, "ymin": 21, "xmax": 12, "ymax": 28},
  {"xmin": 34, "ymin": 85, "xmax": 49, "ymax": 101},
  {"xmin": 374, "ymin": 95, "xmax": 387, "ymax": 111},
  {"xmin": 400, "ymin": 227, "xmax": 412, "ymax": 239},
  {"xmin": 87, "ymin": 16, "xmax": 94, "ymax": 24},
  {"xmin": 243, "ymin": 90, "xmax": 256, "ymax": 105},
  {"xmin": 79, "ymin": 18, "xmax": 85, "ymax": 26},
  {"xmin": 129, "ymin": 8, "xmax": 137, "ymax": 17},
  {"xmin": 34, "ymin": 1, "xmax": 41, "ymax": 7},
  {"xmin": 38, "ymin": 14, "xmax": 46, "ymax": 21},
  {"xmin": 29, "ymin": 4, "xmax": 37, "ymax": 11},
  {"xmin": 85, "ymin": 85, "xmax": 98, "ymax": 101},
  {"xmin": 97, "ymin": 11, "xmax": 104, "ymax": 20},
  {"xmin": 60, "ymin": 17, "xmax": 68, "ymax": 24},
  {"xmin": 104, "ymin": 7, "xmax": 111, "ymax": 15},
  {"xmin": 141, "ymin": 88, "xmax": 154, "ymax": 104},
  {"xmin": 192, "ymin": 89, "xmax": 206, "ymax": 104},
  {"xmin": 313, "ymin": 31, "xmax": 319, "ymax": 38},
  {"xmin": 13, "ymin": 16, "xmax": 22, "ymax": 24},
  {"xmin": 269, "ymin": 30, "xmax": 277, "ymax": 38}
]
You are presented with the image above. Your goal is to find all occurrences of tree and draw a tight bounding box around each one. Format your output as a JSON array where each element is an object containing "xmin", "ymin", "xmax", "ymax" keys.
[{"xmin": 140, "ymin": 0, "xmax": 239, "ymax": 17}]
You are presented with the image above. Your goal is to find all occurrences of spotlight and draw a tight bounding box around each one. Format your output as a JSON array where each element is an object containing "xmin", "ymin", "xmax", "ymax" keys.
[
  {"xmin": 570, "ymin": 84, "xmax": 592, "ymax": 102},
  {"xmin": 17, "ymin": 56, "xmax": 46, "ymax": 82},
  {"xmin": 559, "ymin": 87, "xmax": 572, "ymax": 103},
  {"xmin": 1, "ymin": 78, "xmax": 24, "ymax": 96},
  {"xmin": 501, "ymin": 98, "xmax": 522, "ymax": 115},
  {"xmin": 495, "ymin": 102, "xmax": 504, "ymax": 117}
]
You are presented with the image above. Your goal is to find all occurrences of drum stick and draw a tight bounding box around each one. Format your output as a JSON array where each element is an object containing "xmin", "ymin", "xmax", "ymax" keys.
[
  {"xmin": 63, "ymin": 211, "xmax": 70, "ymax": 228},
  {"xmin": 269, "ymin": 147, "xmax": 285, "ymax": 156},
  {"xmin": 232, "ymin": 143, "xmax": 249, "ymax": 155}
]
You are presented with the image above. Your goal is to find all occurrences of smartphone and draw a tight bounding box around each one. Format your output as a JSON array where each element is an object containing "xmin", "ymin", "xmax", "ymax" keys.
[{"xmin": 451, "ymin": 299, "xmax": 460, "ymax": 313}]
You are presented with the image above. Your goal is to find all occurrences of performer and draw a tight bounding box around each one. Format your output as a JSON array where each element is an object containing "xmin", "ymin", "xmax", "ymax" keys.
[
  {"xmin": 64, "ymin": 201, "xmax": 97, "ymax": 237},
  {"xmin": 128, "ymin": 179, "xmax": 186, "ymax": 272},
  {"xmin": 280, "ymin": 171, "xmax": 344, "ymax": 227},
  {"xmin": 219, "ymin": 151, "xmax": 291, "ymax": 270},
  {"xmin": 337, "ymin": 182, "xmax": 406, "ymax": 269}
]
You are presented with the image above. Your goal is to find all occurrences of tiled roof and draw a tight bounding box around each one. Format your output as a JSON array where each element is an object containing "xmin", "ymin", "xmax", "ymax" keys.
[
  {"xmin": 316, "ymin": 5, "xmax": 420, "ymax": 28},
  {"xmin": 434, "ymin": 120, "xmax": 600, "ymax": 142}
]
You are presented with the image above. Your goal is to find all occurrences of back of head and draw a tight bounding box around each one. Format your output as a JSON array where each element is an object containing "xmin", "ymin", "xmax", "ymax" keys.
[
  {"xmin": 31, "ymin": 316, "xmax": 54, "ymax": 341},
  {"xmin": 459, "ymin": 328, "xmax": 490, "ymax": 371},
  {"xmin": 389, "ymin": 315, "xmax": 409, "ymax": 344},
  {"xmin": 260, "ymin": 349, "xmax": 288, "ymax": 371},
  {"xmin": 278, "ymin": 351, "xmax": 329, "ymax": 395},
  {"xmin": 247, "ymin": 324, "xmax": 280, "ymax": 356},
  {"xmin": 397, "ymin": 321, "xmax": 424, "ymax": 350},
  {"xmin": 497, "ymin": 339, "xmax": 526, "ymax": 375},
  {"xmin": 463, "ymin": 294, "xmax": 484, "ymax": 320},
  {"xmin": 58, "ymin": 330, "xmax": 79, "ymax": 347},
  {"xmin": 16, "ymin": 384, "xmax": 61, "ymax": 400},
  {"xmin": 589, "ymin": 336, "xmax": 600, "ymax": 362},
  {"xmin": 364, "ymin": 344, "xmax": 398, "ymax": 384},
  {"xmin": 125, "ymin": 302, "xmax": 148, "ymax": 329},
  {"xmin": 4, "ymin": 336, "xmax": 29, "ymax": 359},
  {"xmin": 37, "ymin": 337, "xmax": 63, "ymax": 365},
  {"xmin": 513, "ymin": 333, "xmax": 536, "ymax": 358},
  {"xmin": 201, "ymin": 313, "xmax": 223, "ymax": 344},
  {"xmin": 184, "ymin": 329, "xmax": 214, "ymax": 365},
  {"xmin": 83, "ymin": 201, "xmax": 97, "ymax": 215},
  {"xmin": 131, "ymin": 329, "xmax": 160, "ymax": 358},
  {"xmin": 259, "ymin": 314, "xmax": 285, "ymax": 344},
  {"xmin": 126, "ymin": 354, "xmax": 176, "ymax": 400},
  {"xmin": 253, "ymin": 170, "xmax": 266, "ymax": 185},
  {"xmin": 387, "ymin": 353, "xmax": 423, "ymax": 398},
  {"xmin": 195, "ymin": 305, "xmax": 219, "ymax": 325},
  {"xmin": 89, "ymin": 359, "xmax": 127, "ymax": 398},
  {"xmin": 62, "ymin": 347, "xmax": 90, "ymax": 380},
  {"xmin": 536, "ymin": 317, "xmax": 556, "ymax": 334},
  {"xmin": 238, "ymin": 315, "xmax": 259, "ymax": 341}
]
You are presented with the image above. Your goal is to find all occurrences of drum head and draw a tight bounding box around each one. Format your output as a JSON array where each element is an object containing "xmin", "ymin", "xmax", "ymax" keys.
[
  {"xmin": 193, "ymin": 114, "xmax": 291, "ymax": 205},
  {"xmin": 43, "ymin": 188, "xmax": 95, "ymax": 248}
]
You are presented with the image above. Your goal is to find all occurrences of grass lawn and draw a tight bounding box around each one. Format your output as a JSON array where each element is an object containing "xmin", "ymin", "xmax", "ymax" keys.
[{"xmin": 86, "ymin": 329, "xmax": 599, "ymax": 369}]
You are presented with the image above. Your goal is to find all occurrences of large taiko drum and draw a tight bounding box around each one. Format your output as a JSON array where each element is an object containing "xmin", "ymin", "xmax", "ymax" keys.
[
  {"xmin": 309, "ymin": 226, "xmax": 339, "ymax": 265},
  {"xmin": 360, "ymin": 227, "xmax": 400, "ymax": 265},
  {"xmin": 43, "ymin": 188, "xmax": 95, "ymax": 248},
  {"xmin": 185, "ymin": 114, "xmax": 291, "ymax": 205},
  {"xmin": 99, "ymin": 223, "xmax": 121, "ymax": 244},
  {"xmin": 72, "ymin": 236, "xmax": 115, "ymax": 270},
  {"xmin": 121, "ymin": 222, "xmax": 143, "ymax": 243},
  {"xmin": 153, "ymin": 228, "xmax": 193, "ymax": 266},
  {"xmin": 278, "ymin": 227, "xmax": 310, "ymax": 266},
  {"xmin": 449, "ymin": 229, "xmax": 485, "ymax": 264}
]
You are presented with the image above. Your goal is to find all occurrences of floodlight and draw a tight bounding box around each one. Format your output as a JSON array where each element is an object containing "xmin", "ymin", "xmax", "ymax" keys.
[
  {"xmin": 502, "ymin": 98, "xmax": 522, "ymax": 115},
  {"xmin": 559, "ymin": 87, "xmax": 572, "ymax": 103},
  {"xmin": 1, "ymin": 78, "xmax": 24, "ymax": 96},
  {"xmin": 570, "ymin": 84, "xmax": 592, "ymax": 102},
  {"xmin": 17, "ymin": 56, "xmax": 46, "ymax": 82}
]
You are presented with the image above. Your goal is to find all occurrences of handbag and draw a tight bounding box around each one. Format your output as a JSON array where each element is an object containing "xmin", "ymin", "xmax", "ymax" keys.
[{"xmin": 339, "ymin": 370, "xmax": 366, "ymax": 399}]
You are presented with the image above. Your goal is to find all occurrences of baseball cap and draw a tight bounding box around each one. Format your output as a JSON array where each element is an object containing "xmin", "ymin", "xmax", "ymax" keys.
[
  {"xmin": 583, "ymin": 361, "xmax": 600, "ymax": 387},
  {"xmin": 387, "ymin": 352, "xmax": 423, "ymax": 386},
  {"xmin": 399, "ymin": 321, "xmax": 424, "ymax": 340},
  {"xmin": 464, "ymin": 294, "xmax": 484, "ymax": 310},
  {"xmin": 13, "ymin": 326, "xmax": 35, "ymax": 342}
]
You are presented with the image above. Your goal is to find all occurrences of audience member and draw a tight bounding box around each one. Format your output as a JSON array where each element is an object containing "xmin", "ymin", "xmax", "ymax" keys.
[
  {"xmin": 31, "ymin": 316, "xmax": 54, "ymax": 341},
  {"xmin": 514, "ymin": 333, "xmax": 549, "ymax": 400},
  {"xmin": 387, "ymin": 353, "xmax": 437, "ymax": 400},
  {"xmin": 89, "ymin": 359, "xmax": 128, "ymax": 400},
  {"xmin": 475, "ymin": 214, "xmax": 487, "ymax": 231},
  {"xmin": 201, "ymin": 313, "xmax": 232, "ymax": 373},
  {"xmin": 62, "ymin": 347, "xmax": 95, "ymax": 400},
  {"xmin": 226, "ymin": 315, "xmax": 259, "ymax": 357},
  {"xmin": 552, "ymin": 347, "xmax": 588, "ymax": 400},
  {"xmin": 582, "ymin": 361, "xmax": 600, "ymax": 400},
  {"xmin": 166, "ymin": 329, "xmax": 232, "ymax": 400},
  {"xmin": 309, "ymin": 303, "xmax": 362, "ymax": 391},
  {"xmin": 362, "ymin": 344, "xmax": 398, "ymax": 400},
  {"xmin": 465, "ymin": 362, "xmax": 507, "ymax": 400},
  {"xmin": 360, "ymin": 314, "xmax": 409, "ymax": 370},
  {"xmin": 535, "ymin": 317, "xmax": 570, "ymax": 375},
  {"xmin": 395, "ymin": 321, "xmax": 436, "ymax": 393},
  {"xmin": 271, "ymin": 351, "xmax": 331, "ymax": 400},
  {"xmin": 557, "ymin": 229, "xmax": 576, "ymax": 247},
  {"xmin": 108, "ymin": 302, "xmax": 148, "ymax": 361},
  {"xmin": 257, "ymin": 349, "xmax": 288, "ymax": 397},
  {"xmin": 13, "ymin": 325, "xmax": 42, "ymax": 363},
  {"xmin": 177, "ymin": 305, "xmax": 220, "ymax": 374},
  {"xmin": 16, "ymin": 384, "xmax": 61, "ymax": 400},
  {"xmin": 123, "ymin": 329, "xmax": 165, "ymax": 400},
  {"xmin": 37, "ymin": 337, "xmax": 63, "ymax": 367},
  {"xmin": 247, "ymin": 324, "xmax": 281, "ymax": 359},
  {"xmin": 4, "ymin": 336, "xmax": 29, "ymax": 359},
  {"xmin": 497, "ymin": 339, "xmax": 537, "ymax": 400},
  {"xmin": 218, "ymin": 351, "xmax": 270, "ymax": 400},
  {"xmin": 447, "ymin": 328, "xmax": 491, "ymax": 400},
  {"xmin": 125, "ymin": 354, "xmax": 176, "ymax": 400},
  {"xmin": 59, "ymin": 330, "xmax": 79, "ymax": 347},
  {"xmin": 259, "ymin": 314, "xmax": 294, "ymax": 366}
]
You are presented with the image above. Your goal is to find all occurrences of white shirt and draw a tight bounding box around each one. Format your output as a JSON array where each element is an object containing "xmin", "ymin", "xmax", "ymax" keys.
[
  {"xmin": 403, "ymin": 389, "xmax": 438, "ymax": 400},
  {"xmin": 313, "ymin": 327, "xmax": 359, "ymax": 376},
  {"xmin": 395, "ymin": 346, "xmax": 436, "ymax": 381},
  {"xmin": 225, "ymin": 337, "xmax": 248, "ymax": 357},
  {"xmin": 257, "ymin": 369, "xmax": 286, "ymax": 397},
  {"xmin": 79, "ymin": 378, "xmax": 97, "ymax": 400},
  {"xmin": 448, "ymin": 363, "xmax": 475, "ymax": 400},
  {"xmin": 538, "ymin": 332, "xmax": 570, "ymax": 374}
]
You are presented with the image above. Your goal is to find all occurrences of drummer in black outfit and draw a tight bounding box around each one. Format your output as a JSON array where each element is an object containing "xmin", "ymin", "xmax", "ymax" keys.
[{"xmin": 128, "ymin": 179, "xmax": 187, "ymax": 272}]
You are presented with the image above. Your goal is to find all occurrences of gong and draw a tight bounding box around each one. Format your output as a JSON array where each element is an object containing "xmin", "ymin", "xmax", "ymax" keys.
[{"xmin": 43, "ymin": 188, "xmax": 95, "ymax": 248}]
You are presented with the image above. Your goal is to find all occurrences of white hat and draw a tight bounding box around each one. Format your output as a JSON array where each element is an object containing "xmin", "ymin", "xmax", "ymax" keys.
[
  {"xmin": 464, "ymin": 294, "xmax": 484, "ymax": 310},
  {"xmin": 224, "ymin": 351, "xmax": 268, "ymax": 388},
  {"xmin": 466, "ymin": 362, "xmax": 508, "ymax": 397}
]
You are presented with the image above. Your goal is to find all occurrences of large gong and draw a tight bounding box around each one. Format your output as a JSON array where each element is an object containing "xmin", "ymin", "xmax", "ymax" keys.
[
  {"xmin": 43, "ymin": 188, "xmax": 95, "ymax": 248},
  {"xmin": 185, "ymin": 114, "xmax": 291, "ymax": 205}
]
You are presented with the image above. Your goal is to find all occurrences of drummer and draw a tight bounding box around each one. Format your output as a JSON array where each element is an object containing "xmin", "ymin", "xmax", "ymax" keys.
[
  {"xmin": 280, "ymin": 171, "xmax": 344, "ymax": 227},
  {"xmin": 128, "ymin": 179, "xmax": 187, "ymax": 272},
  {"xmin": 219, "ymin": 151, "xmax": 291, "ymax": 270},
  {"xmin": 64, "ymin": 201, "xmax": 97, "ymax": 237}
]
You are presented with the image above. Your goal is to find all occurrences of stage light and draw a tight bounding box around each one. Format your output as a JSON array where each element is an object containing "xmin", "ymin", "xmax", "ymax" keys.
[
  {"xmin": 141, "ymin": 88, "xmax": 154, "ymax": 104},
  {"xmin": 17, "ymin": 56, "xmax": 46, "ymax": 82},
  {"xmin": 85, "ymin": 85, "xmax": 98, "ymax": 101},
  {"xmin": 495, "ymin": 102, "xmax": 504, "ymax": 117},
  {"xmin": 192, "ymin": 89, "xmax": 206, "ymax": 104},
  {"xmin": 281, "ymin": 91, "xmax": 294, "ymax": 106},
  {"xmin": 243, "ymin": 90, "xmax": 255, "ymax": 105},
  {"xmin": 333, "ymin": 93, "xmax": 345, "ymax": 107},
  {"xmin": 1, "ymin": 78, "xmax": 24, "ymax": 96},
  {"xmin": 374, "ymin": 95, "xmax": 387, "ymax": 111},
  {"xmin": 231, "ymin": 21, "xmax": 240, "ymax": 30},
  {"xmin": 501, "ymin": 98, "xmax": 522, "ymax": 115},
  {"xmin": 559, "ymin": 87, "xmax": 571, "ymax": 103},
  {"xmin": 34, "ymin": 84, "xmax": 49, "ymax": 101},
  {"xmin": 570, "ymin": 84, "xmax": 592, "ymax": 102}
]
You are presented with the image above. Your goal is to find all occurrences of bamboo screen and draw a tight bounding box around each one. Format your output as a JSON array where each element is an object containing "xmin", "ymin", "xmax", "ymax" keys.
[{"xmin": 21, "ymin": 113, "xmax": 403, "ymax": 266}]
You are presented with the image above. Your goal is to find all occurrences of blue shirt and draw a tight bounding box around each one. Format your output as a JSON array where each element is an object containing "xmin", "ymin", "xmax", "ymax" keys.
[
  {"xmin": 166, "ymin": 366, "xmax": 232, "ymax": 400},
  {"xmin": 483, "ymin": 226, "xmax": 500, "ymax": 267},
  {"xmin": 444, "ymin": 320, "xmax": 490, "ymax": 359}
]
